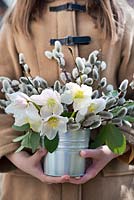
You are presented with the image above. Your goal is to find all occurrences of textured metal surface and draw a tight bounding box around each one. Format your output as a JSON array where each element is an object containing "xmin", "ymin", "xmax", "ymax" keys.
[{"xmin": 44, "ymin": 129, "xmax": 90, "ymax": 177}]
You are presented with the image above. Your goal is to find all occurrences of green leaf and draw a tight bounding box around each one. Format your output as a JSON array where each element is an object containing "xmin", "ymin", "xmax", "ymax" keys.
[
  {"xmin": 123, "ymin": 115, "xmax": 134, "ymax": 123},
  {"xmin": 90, "ymin": 126, "xmax": 106, "ymax": 149},
  {"xmin": 104, "ymin": 124, "xmax": 126, "ymax": 154},
  {"xmin": 30, "ymin": 131, "xmax": 40, "ymax": 153},
  {"xmin": 13, "ymin": 132, "xmax": 29, "ymax": 142},
  {"xmin": 124, "ymin": 101, "xmax": 134, "ymax": 108},
  {"xmin": 15, "ymin": 131, "xmax": 40, "ymax": 153},
  {"xmin": 12, "ymin": 123, "xmax": 30, "ymax": 132},
  {"xmin": 90, "ymin": 124, "xmax": 126, "ymax": 154},
  {"xmin": 106, "ymin": 133, "xmax": 126, "ymax": 154},
  {"xmin": 44, "ymin": 133, "xmax": 59, "ymax": 153},
  {"xmin": 21, "ymin": 132, "xmax": 31, "ymax": 148},
  {"xmin": 15, "ymin": 145, "xmax": 25, "ymax": 153},
  {"xmin": 61, "ymin": 111, "xmax": 72, "ymax": 118}
]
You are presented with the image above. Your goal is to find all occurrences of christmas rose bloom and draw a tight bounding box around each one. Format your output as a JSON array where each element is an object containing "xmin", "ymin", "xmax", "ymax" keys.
[
  {"xmin": 5, "ymin": 92, "xmax": 41, "ymax": 132},
  {"xmin": 31, "ymin": 88, "xmax": 63, "ymax": 117},
  {"xmin": 40, "ymin": 114, "xmax": 68, "ymax": 140},
  {"xmin": 61, "ymin": 82, "xmax": 92, "ymax": 112},
  {"xmin": 76, "ymin": 98, "xmax": 106, "ymax": 122}
]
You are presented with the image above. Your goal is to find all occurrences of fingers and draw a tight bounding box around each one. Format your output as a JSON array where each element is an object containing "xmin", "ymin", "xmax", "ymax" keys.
[
  {"xmin": 39, "ymin": 174, "xmax": 70, "ymax": 184},
  {"xmin": 29, "ymin": 149, "xmax": 71, "ymax": 183},
  {"xmin": 30, "ymin": 148, "xmax": 47, "ymax": 164},
  {"xmin": 80, "ymin": 145, "xmax": 117, "ymax": 159},
  {"xmin": 80, "ymin": 149, "xmax": 102, "ymax": 159}
]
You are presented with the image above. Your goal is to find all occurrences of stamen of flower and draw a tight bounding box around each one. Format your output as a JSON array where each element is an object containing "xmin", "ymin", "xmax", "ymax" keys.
[
  {"xmin": 74, "ymin": 90, "xmax": 84, "ymax": 99},
  {"xmin": 48, "ymin": 117, "xmax": 59, "ymax": 128},
  {"xmin": 47, "ymin": 98, "xmax": 56, "ymax": 107},
  {"xmin": 88, "ymin": 103, "xmax": 96, "ymax": 113}
]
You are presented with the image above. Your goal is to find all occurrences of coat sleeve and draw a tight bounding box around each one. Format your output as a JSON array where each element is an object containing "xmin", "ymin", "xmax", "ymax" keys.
[
  {"xmin": 0, "ymin": 23, "xmax": 23, "ymax": 172},
  {"xmin": 117, "ymin": 8, "xmax": 134, "ymax": 164}
]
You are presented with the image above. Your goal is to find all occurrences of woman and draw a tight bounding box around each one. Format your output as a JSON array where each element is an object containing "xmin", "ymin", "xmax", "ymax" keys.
[{"xmin": 0, "ymin": 0, "xmax": 134, "ymax": 199}]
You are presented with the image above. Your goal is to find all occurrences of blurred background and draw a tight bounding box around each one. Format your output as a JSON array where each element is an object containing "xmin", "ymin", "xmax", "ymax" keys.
[
  {"xmin": 0, "ymin": 0, "xmax": 134, "ymax": 22},
  {"xmin": 0, "ymin": 0, "xmax": 14, "ymax": 22},
  {"xmin": 0, "ymin": 0, "xmax": 134, "ymax": 198}
]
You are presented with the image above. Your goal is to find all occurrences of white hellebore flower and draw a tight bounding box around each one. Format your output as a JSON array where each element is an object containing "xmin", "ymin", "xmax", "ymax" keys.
[
  {"xmin": 5, "ymin": 92, "xmax": 41, "ymax": 132},
  {"xmin": 76, "ymin": 98, "xmax": 106, "ymax": 122},
  {"xmin": 61, "ymin": 82, "xmax": 92, "ymax": 112},
  {"xmin": 41, "ymin": 114, "xmax": 68, "ymax": 140},
  {"xmin": 31, "ymin": 89, "xmax": 63, "ymax": 117}
]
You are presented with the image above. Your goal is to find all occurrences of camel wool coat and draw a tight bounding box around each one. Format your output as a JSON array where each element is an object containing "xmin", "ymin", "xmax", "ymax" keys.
[{"xmin": 0, "ymin": 0, "xmax": 134, "ymax": 199}]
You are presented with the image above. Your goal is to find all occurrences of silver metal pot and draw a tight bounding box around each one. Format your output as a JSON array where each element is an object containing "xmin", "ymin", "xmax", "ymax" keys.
[{"xmin": 43, "ymin": 129, "xmax": 90, "ymax": 177}]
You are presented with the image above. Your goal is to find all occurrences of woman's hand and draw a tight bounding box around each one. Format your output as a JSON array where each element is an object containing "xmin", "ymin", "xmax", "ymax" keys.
[
  {"xmin": 6, "ymin": 149, "xmax": 70, "ymax": 183},
  {"xmin": 68, "ymin": 145, "xmax": 118, "ymax": 185}
]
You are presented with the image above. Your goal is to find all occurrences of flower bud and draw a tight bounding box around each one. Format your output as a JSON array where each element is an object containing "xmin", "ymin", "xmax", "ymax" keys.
[
  {"xmin": 81, "ymin": 74, "xmax": 88, "ymax": 82},
  {"xmin": 33, "ymin": 79, "xmax": 40, "ymax": 88},
  {"xmin": 112, "ymin": 118, "xmax": 123, "ymax": 126},
  {"xmin": 19, "ymin": 83, "xmax": 29, "ymax": 94},
  {"xmin": 30, "ymin": 88, "xmax": 38, "ymax": 95},
  {"xmin": 44, "ymin": 51, "xmax": 53, "ymax": 59},
  {"xmin": 118, "ymin": 97, "xmax": 125, "ymax": 105},
  {"xmin": 11, "ymin": 80, "xmax": 19, "ymax": 87},
  {"xmin": 19, "ymin": 77, "xmax": 29, "ymax": 84},
  {"xmin": 106, "ymin": 98, "xmax": 116, "ymax": 109},
  {"xmin": 23, "ymin": 64, "xmax": 30, "ymax": 74},
  {"xmin": 2, "ymin": 80, "xmax": 11, "ymax": 93},
  {"xmin": 0, "ymin": 99, "xmax": 7, "ymax": 109},
  {"xmin": 68, "ymin": 117, "xmax": 75, "ymax": 123},
  {"xmin": 55, "ymin": 41, "xmax": 62, "ymax": 52},
  {"xmin": 34, "ymin": 76, "xmax": 48, "ymax": 89},
  {"xmin": 100, "ymin": 77, "xmax": 107, "ymax": 88},
  {"xmin": 92, "ymin": 68, "xmax": 99, "ymax": 80},
  {"xmin": 88, "ymin": 50, "xmax": 99, "ymax": 65},
  {"xmin": 127, "ymin": 106, "xmax": 134, "ymax": 117},
  {"xmin": 72, "ymin": 68, "xmax": 79, "ymax": 79},
  {"xmin": 68, "ymin": 123, "xmax": 81, "ymax": 131},
  {"xmin": 54, "ymin": 80, "xmax": 61, "ymax": 92},
  {"xmin": 37, "ymin": 87, "xmax": 43, "ymax": 94},
  {"xmin": 19, "ymin": 53, "xmax": 25, "ymax": 64},
  {"xmin": 117, "ymin": 107, "xmax": 127, "ymax": 118},
  {"xmin": 84, "ymin": 67, "xmax": 91, "ymax": 74},
  {"xmin": 106, "ymin": 84, "xmax": 114, "ymax": 92},
  {"xmin": 99, "ymin": 111, "xmax": 113, "ymax": 119},
  {"xmin": 91, "ymin": 90, "xmax": 99, "ymax": 99},
  {"xmin": 76, "ymin": 75, "xmax": 88, "ymax": 85},
  {"xmin": 40, "ymin": 79, "xmax": 48, "ymax": 89},
  {"xmin": 95, "ymin": 60, "xmax": 101, "ymax": 69},
  {"xmin": 100, "ymin": 61, "xmax": 107, "ymax": 71},
  {"xmin": 7, "ymin": 88, "xmax": 14, "ymax": 94},
  {"xmin": 84, "ymin": 78, "xmax": 93, "ymax": 86},
  {"xmin": 60, "ymin": 72, "xmax": 71, "ymax": 83},
  {"xmin": 90, "ymin": 120, "xmax": 101, "ymax": 130},
  {"xmin": 119, "ymin": 79, "xmax": 128, "ymax": 91},
  {"xmin": 76, "ymin": 57, "xmax": 85, "ymax": 73},
  {"xmin": 60, "ymin": 57, "xmax": 65, "ymax": 66},
  {"xmin": 60, "ymin": 72, "xmax": 66, "ymax": 83},
  {"xmin": 82, "ymin": 114, "xmax": 101, "ymax": 128}
]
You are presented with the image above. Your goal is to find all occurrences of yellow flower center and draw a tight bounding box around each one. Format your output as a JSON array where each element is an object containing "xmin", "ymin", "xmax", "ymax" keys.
[
  {"xmin": 48, "ymin": 117, "xmax": 59, "ymax": 128},
  {"xmin": 74, "ymin": 90, "xmax": 84, "ymax": 99},
  {"xmin": 47, "ymin": 98, "xmax": 56, "ymax": 107},
  {"xmin": 88, "ymin": 103, "xmax": 96, "ymax": 113}
]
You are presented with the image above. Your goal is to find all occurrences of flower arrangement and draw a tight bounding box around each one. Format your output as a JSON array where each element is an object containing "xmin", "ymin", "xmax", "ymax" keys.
[{"xmin": 0, "ymin": 41, "xmax": 134, "ymax": 155}]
